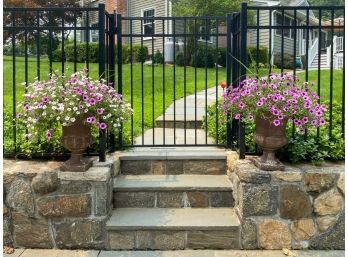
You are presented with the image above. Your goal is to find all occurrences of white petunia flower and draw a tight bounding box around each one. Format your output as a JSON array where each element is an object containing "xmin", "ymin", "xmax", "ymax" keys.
[{"xmin": 65, "ymin": 117, "xmax": 70, "ymax": 121}]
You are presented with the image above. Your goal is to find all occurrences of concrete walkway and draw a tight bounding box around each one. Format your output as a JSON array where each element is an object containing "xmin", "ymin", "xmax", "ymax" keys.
[
  {"xmin": 5, "ymin": 249, "xmax": 345, "ymax": 257},
  {"xmin": 135, "ymin": 86, "xmax": 224, "ymax": 145}
]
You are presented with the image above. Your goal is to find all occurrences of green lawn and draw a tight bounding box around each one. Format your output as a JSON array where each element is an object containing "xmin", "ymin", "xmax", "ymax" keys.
[
  {"xmin": 297, "ymin": 69, "xmax": 344, "ymax": 102},
  {"xmin": 3, "ymin": 56, "xmax": 343, "ymax": 146}
]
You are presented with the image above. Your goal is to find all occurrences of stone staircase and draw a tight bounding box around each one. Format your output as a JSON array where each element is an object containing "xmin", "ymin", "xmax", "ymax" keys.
[
  {"xmin": 310, "ymin": 53, "xmax": 328, "ymax": 68},
  {"xmin": 106, "ymin": 150, "xmax": 241, "ymax": 250}
]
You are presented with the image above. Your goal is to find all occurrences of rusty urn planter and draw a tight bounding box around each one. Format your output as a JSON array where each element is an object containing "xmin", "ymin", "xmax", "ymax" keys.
[
  {"xmin": 60, "ymin": 119, "xmax": 93, "ymax": 172},
  {"xmin": 252, "ymin": 115, "xmax": 288, "ymax": 171}
]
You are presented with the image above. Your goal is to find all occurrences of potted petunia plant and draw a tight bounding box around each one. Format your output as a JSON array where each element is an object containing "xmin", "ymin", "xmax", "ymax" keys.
[
  {"xmin": 222, "ymin": 73, "xmax": 327, "ymax": 171},
  {"xmin": 17, "ymin": 69, "xmax": 133, "ymax": 172}
]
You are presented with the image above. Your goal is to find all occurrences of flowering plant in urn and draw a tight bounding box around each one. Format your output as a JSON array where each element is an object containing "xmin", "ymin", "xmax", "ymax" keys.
[
  {"xmin": 222, "ymin": 73, "xmax": 327, "ymax": 170},
  {"xmin": 17, "ymin": 70, "xmax": 133, "ymax": 171}
]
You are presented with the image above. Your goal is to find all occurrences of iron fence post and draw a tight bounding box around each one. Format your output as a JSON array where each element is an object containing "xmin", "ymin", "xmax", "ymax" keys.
[
  {"xmin": 116, "ymin": 13, "xmax": 123, "ymax": 149},
  {"xmin": 231, "ymin": 12, "xmax": 239, "ymax": 150},
  {"xmin": 98, "ymin": 3, "xmax": 106, "ymax": 162},
  {"xmin": 109, "ymin": 13, "xmax": 116, "ymax": 151},
  {"xmin": 226, "ymin": 13, "xmax": 233, "ymax": 148},
  {"xmin": 238, "ymin": 2, "xmax": 247, "ymax": 159}
]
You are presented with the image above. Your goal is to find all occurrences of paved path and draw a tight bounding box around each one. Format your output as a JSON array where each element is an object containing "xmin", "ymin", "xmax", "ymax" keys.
[
  {"xmin": 135, "ymin": 86, "xmax": 224, "ymax": 145},
  {"xmin": 4, "ymin": 249, "xmax": 345, "ymax": 257}
]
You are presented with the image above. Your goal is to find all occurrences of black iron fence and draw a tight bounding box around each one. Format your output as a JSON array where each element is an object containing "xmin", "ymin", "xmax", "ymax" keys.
[{"xmin": 3, "ymin": 3, "xmax": 345, "ymax": 160}]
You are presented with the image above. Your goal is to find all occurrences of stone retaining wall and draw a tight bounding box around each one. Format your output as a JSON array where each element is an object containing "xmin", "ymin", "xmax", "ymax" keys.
[
  {"xmin": 3, "ymin": 159, "xmax": 115, "ymax": 249},
  {"xmin": 227, "ymin": 156, "xmax": 345, "ymax": 250}
]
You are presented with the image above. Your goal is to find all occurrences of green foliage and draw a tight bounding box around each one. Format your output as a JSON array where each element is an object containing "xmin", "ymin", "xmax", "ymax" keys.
[
  {"xmin": 175, "ymin": 53, "xmax": 185, "ymax": 66},
  {"xmin": 191, "ymin": 43, "xmax": 218, "ymax": 68},
  {"xmin": 205, "ymin": 100, "xmax": 344, "ymax": 164},
  {"xmin": 132, "ymin": 45, "xmax": 149, "ymax": 63},
  {"xmin": 203, "ymin": 102, "xmax": 258, "ymax": 152},
  {"xmin": 153, "ymin": 50, "xmax": 164, "ymax": 64},
  {"xmin": 247, "ymin": 46, "xmax": 268, "ymax": 65},
  {"xmin": 172, "ymin": 0, "xmax": 243, "ymax": 16},
  {"xmin": 64, "ymin": 42, "xmax": 99, "ymax": 63},
  {"xmin": 51, "ymin": 48, "xmax": 63, "ymax": 62},
  {"xmin": 216, "ymin": 47, "xmax": 226, "ymax": 67},
  {"xmin": 273, "ymin": 53, "xmax": 295, "ymax": 69}
]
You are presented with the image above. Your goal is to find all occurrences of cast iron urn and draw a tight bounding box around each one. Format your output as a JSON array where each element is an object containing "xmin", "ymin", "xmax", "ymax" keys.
[
  {"xmin": 60, "ymin": 119, "xmax": 93, "ymax": 172},
  {"xmin": 252, "ymin": 115, "xmax": 288, "ymax": 171}
]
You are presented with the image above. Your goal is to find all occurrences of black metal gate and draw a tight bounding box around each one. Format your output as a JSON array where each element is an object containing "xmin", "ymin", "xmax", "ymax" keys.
[{"xmin": 107, "ymin": 15, "xmax": 231, "ymax": 149}]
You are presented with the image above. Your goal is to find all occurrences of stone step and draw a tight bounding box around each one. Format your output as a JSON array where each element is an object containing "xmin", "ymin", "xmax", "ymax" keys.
[
  {"xmin": 134, "ymin": 128, "xmax": 215, "ymax": 146},
  {"xmin": 106, "ymin": 208, "xmax": 240, "ymax": 250},
  {"xmin": 119, "ymin": 151, "xmax": 227, "ymax": 175},
  {"xmin": 113, "ymin": 175, "xmax": 234, "ymax": 208}
]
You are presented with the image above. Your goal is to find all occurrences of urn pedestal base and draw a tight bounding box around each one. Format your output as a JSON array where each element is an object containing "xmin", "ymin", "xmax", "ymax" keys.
[{"xmin": 251, "ymin": 156, "xmax": 285, "ymax": 171}]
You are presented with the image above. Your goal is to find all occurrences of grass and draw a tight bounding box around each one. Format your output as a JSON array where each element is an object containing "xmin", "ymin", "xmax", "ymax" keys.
[
  {"xmin": 297, "ymin": 69, "xmax": 344, "ymax": 102},
  {"xmin": 3, "ymin": 56, "xmax": 343, "ymax": 146}
]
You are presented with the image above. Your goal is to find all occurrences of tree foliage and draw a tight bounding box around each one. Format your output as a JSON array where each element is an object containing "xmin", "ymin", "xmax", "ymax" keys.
[
  {"xmin": 4, "ymin": 0, "xmax": 80, "ymax": 43},
  {"xmin": 172, "ymin": 0, "xmax": 246, "ymax": 17},
  {"xmin": 308, "ymin": 0, "xmax": 344, "ymax": 19}
]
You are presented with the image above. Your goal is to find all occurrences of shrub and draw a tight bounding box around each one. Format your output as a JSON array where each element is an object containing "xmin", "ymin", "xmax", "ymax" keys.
[
  {"xmin": 191, "ymin": 43, "xmax": 216, "ymax": 68},
  {"xmin": 64, "ymin": 42, "xmax": 99, "ymax": 63},
  {"xmin": 131, "ymin": 45, "xmax": 149, "ymax": 63},
  {"xmin": 115, "ymin": 44, "xmax": 131, "ymax": 64},
  {"xmin": 204, "ymin": 100, "xmax": 344, "ymax": 164},
  {"xmin": 247, "ymin": 46, "xmax": 268, "ymax": 65},
  {"xmin": 175, "ymin": 53, "xmax": 185, "ymax": 66},
  {"xmin": 153, "ymin": 50, "xmax": 164, "ymax": 64},
  {"xmin": 216, "ymin": 47, "xmax": 227, "ymax": 67},
  {"xmin": 51, "ymin": 48, "xmax": 63, "ymax": 62},
  {"xmin": 273, "ymin": 53, "xmax": 295, "ymax": 69}
]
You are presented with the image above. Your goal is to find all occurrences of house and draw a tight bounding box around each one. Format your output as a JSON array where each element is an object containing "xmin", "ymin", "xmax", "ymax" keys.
[
  {"xmin": 80, "ymin": 0, "xmax": 172, "ymax": 54},
  {"xmin": 248, "ymin": 0, "xmax": 342, "ymax": 68}
]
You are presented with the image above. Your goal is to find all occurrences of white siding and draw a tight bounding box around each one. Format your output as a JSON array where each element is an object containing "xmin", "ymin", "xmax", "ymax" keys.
[{"xmin": 127, "ymin": 0, "xmax": 169, "ymax": 55}]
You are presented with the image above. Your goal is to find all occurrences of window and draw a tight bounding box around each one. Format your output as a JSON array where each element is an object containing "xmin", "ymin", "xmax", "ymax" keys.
[
  {"xmin": 142, "ymin": 8, "xmax": 155, "ymax": 37},
  {"xmin": 275, "ymin": 13, "xmax": 295, "ymax": 39}
]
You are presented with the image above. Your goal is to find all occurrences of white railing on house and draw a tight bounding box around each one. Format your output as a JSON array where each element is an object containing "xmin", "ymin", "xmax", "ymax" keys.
[
  {"xmin": 308, "ymin": 38, "xmax": 318, "ymax": 67},
  {"xmin": 326, "ymin": 36, "xmax": 344, "ymax": 69},
  {"xmin": 335, "ymin": 36, "xmax": 344, "ymax": 53}
]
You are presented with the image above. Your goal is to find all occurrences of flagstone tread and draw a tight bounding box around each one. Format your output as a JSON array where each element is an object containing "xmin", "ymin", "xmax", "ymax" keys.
[
  {"xmin": 106, "ymin": 208, "xmax": 239, "ymax": 230},
  {"xmin": 118, "ymin": 150, "xmax": 227, "ymax": 160},
  {"xmin": 113, "ymin": 175, "xmax": 232, "ymax": 191}
]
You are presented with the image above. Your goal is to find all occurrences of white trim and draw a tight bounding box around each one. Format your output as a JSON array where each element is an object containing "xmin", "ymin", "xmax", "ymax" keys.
[{"xmin": 141, "ymin": 7, "xmax": 156, "ymax": 40}]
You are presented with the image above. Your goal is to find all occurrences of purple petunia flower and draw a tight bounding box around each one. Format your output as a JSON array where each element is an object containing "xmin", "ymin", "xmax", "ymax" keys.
[
  {"xmin": 273, "ymin": 120, "xmax": 281, "ymax": 126},
  {"xmin": 239, "ymin": 102, "xmax": 245, "ymax": 109},
  {"xmin": 42, "ymin": 96, "xmax": 49, "ymax": 103},
  {"xmin": 46, "ymin": 129, "xmax": 53, "ymax": 140},
  {"xmin": 96, "ymin": 108, "xmax": 104, "ymax": 115},
  {"xmin": 99, "ymin": 122, "xmax": 107, "ymax": 130},
  {"xmin": 319, "ymin": 118, "xmax": 326, "ymax": 125},
  {"xmin": 88, "ymin": 84, "xmax": 95, "ymax": 91},
  {"xmin": 256, "ymin": 102, "xmax": 263, "ymax": 107},
  {"xmin": 86, "ymin": 117, "xmax": 97, "ymax": 124},
  {"xmin": 24, "ymin": 104, "xmax": 30, "ymax": 111},
  {"xmin": 235, "ymin": 114, "xmax": 241, "ymax": 120},
  {"xmin": 302, "ymin": 117, "xmax": 309, "ymax": 124},
  {"xmin": 311, "ymin": 120, "xmax": 318, "ymax": 126},
  {"xmin": 88, "ymin": 98, "xmax": 96, "ymax": 105}
]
